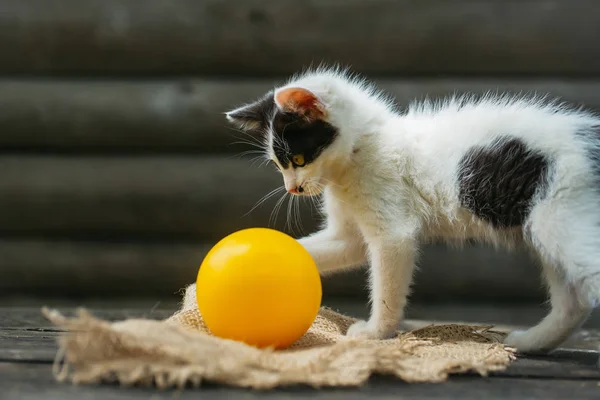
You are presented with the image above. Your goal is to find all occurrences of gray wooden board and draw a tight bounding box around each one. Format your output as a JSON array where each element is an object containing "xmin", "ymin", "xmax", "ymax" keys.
[
  {"xmin": 0, "ymin": 155, "xmax": 321, "ymax": 239},
  {"xmin": 0, "ymin": 238, "xmax": 547, "ymax": 301},
  {"xmin": 1, "ymin": 0, "xmax": 600, "ymax": 76},
  {"xmin": 2, "ymin": 363, "xmax": 600, "ymax": 400},
  {"xmin": 0, "ymin": 329, "xmax": 60, "ymax": 362},
  {"xmin": 0, "ymin": 240, "xmax": 213, "ymax": 298},
  {"xmin": 0, "ymin": 306, "xmax": 175, "ymax": 329},
  {"xmin": 3, "ymin": 328, "xmax": 599, "ymax": 380},
  {"xmin": 3, "ymin": 79, "xmax": 600, "ymax": 152},
  {"xmin": 1, "ymin": 304, "xmax": 598, "ymax": 364},
  {"xmin": 0, "ymin": 307, "xmax": 176, "ymax": 362},
  {"xmin": 0, "ymin": 79, "xmax": 246, "ymax": 153},
  {"xmin": 0, "ymin": 154, "xmax": 580, "ymax": 299},
  {"xmin": 2, "ymin": 304, "xmax": 599, "ymax": 398},
  {"xmin": 496, "ymin": 350, "xmax": 600, "ymax": 380},
  {"xmin": 1, "ymin": 304, "xmax": 597, "ymax": 355}
]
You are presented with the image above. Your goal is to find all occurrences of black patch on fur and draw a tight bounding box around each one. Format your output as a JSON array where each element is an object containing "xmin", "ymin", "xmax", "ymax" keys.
[
  {"xmin": 270, "ymin": 110, "xmax": 338, "ymax": 168},
  {"xmin": 458, "ymin": 136, "xmax": 550, "ymax": 228},
  {"xmin": 227, "ymin": 91, "xmax": 275, "ymax": 131}
]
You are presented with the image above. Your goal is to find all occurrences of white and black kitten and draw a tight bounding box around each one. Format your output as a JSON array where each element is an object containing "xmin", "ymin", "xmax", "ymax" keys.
[{"xmin": 226, "ymin": 67, "xmax": 600, "ymax": 354}]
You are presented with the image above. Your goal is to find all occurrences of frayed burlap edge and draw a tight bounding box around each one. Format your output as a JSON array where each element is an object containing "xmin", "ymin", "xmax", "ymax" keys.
[{"xmin": 42, "ymin": 285, "xmax": 516, "ymax": 390}]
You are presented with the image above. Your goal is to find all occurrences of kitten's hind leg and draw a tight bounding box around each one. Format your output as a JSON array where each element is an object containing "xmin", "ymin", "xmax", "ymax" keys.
[
  {"xmin": 504, "ymin": 261, "xmax": 592, "ymax": 354},
  {"xmin": 506, "ymin": 195, "xmax": 600, "ymax": 354}
]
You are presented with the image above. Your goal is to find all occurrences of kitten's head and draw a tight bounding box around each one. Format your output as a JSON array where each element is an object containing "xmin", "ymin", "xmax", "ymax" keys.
[{"xmin": 225, "ymin": 69, "xmax": 393, "ymax": 196}]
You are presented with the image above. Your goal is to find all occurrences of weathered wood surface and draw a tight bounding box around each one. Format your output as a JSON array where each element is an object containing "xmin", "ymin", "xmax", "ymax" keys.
[
  {"xmin": 0, "ymin": 155, "xmax": 319, "ymax": 239},
  {"xmin": 0, "ymin": 152, "xmax": 577, "ymax": 300},
  {"xmin": 0, "ymin": 306, "xmax": 175, "ymax": 330},
  {"xmin": 0, "ymin": 329, "xmax": 61, "ymax": 362},
  {"xmin": 0, "ymin": 240, "xmax": 210, "ymax": 297},
  {"xmin": 2, "ymin": 79, "xmax": 600, "ymax": 152},
  {"xmin": 0, "ymin": 307, "xmax": 176, "ymax": 362},
  {"xmin": 1, "ymin": 303, "xmax": 599, "ymax": 399},
  {"xmin": 2, "ymin": 363, "xmax": 599, "ymax": 400},
  {"xmin": 0, "ymin": 238, "xmax": 547, "ymax": 301},
  {"xmin": 1, "ymin": 304, "xmax": 597, "ymax": 360},
  {"xmin": 0, "ymin": 80, "xmax": 244, "ymax": 153},
  {"xmin": 497, "ymin": 350, "xmax": 600, "ymax": 380},
  {"xmin": 1, "ymin": 0, "xmax": 600, "ymax": 76},
  {"xmin": 1, "ymin": 305, "xmax": 599, "ymax": 363}
]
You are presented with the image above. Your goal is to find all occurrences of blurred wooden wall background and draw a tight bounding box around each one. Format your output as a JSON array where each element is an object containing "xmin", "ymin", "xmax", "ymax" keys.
[{"xmin": 1, "ymin": 0, "xmax": 599, "ymax": 302}]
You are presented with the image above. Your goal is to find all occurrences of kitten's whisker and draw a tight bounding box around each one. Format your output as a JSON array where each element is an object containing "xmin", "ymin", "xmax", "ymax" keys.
[
  {"xmin": 274, "ymin": 194, "xmax": 288, "ymax": 228},
  {"xmin": 229, "ymin": 139, "xmax": 266, "ymax": 151},
  {"xmin": 226, "ymin": 126, "xmax": 264, "ymax": 142},
  {"xmin": 307, "ymin": 180, "xmax": 327, "ymax": 194},
  {"xmin": 287, "ymin": 195, "xmax": 301, "ymax": 237},
  {"xmin": 285, "ymin": 195, "xmax": 294, "ymax": 235},
  {"xmin": 270, "ymin": 129, "xmax": 291, "ymax": 154},
  {"xmin": 310, "ymin": 179, "xmax": 351, "ymax": 206},
  {"xmin": 240, "ymin": 149, "xmax": 265, "ymax": 156},
  {"xmin": 308, "ymin": 190, "xmax": 322, "ymax": 212},
  {"xmin": 294, "ymin": 195, "xmax": 304, "ymax": 234},
  {"xmin": 249, "ymin": 155, "xmax": 270, "ymax": 167},
  {"xmin": 228, "ymin": 150, "xmax": 266, "ymax": 162},
  {"xmin": 244, "ymin": 187, "xmax": 285, "ymax": 218},
  {"xmin": 271, "ymin": 140, "xmax": 287, "ymax": 155},
  {"xmin": 270, "ymin": 192, "xmax": 288, "ymax": 227},
  {"xmin": 256, "ymin": 157, "xmax": 272, "ymax": 168},
  {"xmin": 229, "ymin": 135, "xmax": 263, "ymax": 145},
  {"xmin": 227, "ymin": 128, "xmax": 265, "ymax": 143},
  {"xmin": 307, "ymin": 192, "xmax": 316, "ymax": 210},
  {"xmin": 227, "ymin": 131, "xmax": 268, "ymax": 151}
]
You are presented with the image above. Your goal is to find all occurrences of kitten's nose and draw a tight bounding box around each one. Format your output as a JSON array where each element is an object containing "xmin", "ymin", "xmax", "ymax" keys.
[{"xmin": 287, "ymin": 186, "xmax": 304, "ymax": 194}]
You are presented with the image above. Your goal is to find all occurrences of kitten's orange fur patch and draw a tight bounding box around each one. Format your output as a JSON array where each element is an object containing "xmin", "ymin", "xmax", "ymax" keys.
[{"xmin": 275, "ymin": 87, "xmax": 326, "ymax": 120}]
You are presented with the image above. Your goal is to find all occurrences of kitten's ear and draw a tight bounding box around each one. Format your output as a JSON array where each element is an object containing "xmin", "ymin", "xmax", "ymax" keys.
[
  {"xmin": 225, "ymin": 92, "xmax": 274, "ymax": 132},
  {"xmin": 274, "ymin": 87, "xmax": 326, "ymax": 120}
]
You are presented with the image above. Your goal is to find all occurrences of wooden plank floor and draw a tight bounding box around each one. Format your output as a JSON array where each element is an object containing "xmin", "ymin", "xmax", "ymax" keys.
[{"xmin": 1, "ymin": 299, "xmax": 599, "ymax": 399}]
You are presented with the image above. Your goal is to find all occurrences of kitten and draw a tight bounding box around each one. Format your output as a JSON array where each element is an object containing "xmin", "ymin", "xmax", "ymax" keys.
[{"xmin": 225, "ymin": 67, "xmax": 600, "ymax": 354}]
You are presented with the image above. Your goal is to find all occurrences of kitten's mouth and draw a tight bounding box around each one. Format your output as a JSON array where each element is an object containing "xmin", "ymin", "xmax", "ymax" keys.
[
  {"xmin": 290, "ymin": 185, "xmax": 323, "ymax": 197},
  {"xmin": 285, "ymin": 178, "xmax": 324, "ymax": 197}
]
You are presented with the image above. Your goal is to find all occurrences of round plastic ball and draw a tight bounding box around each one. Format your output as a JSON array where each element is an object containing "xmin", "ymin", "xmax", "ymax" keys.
[{"xmin": 196, "ymin": 228, "xmax": 322, "ymax": 349}]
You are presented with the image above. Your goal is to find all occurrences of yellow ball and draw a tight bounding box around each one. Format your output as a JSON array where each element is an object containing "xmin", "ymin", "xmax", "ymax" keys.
[{"xmin": 196, "ymin": 228, "xmax": 322, "ymax": 349}]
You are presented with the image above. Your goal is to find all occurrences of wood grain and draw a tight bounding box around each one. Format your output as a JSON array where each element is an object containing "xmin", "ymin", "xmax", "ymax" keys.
[
  {"xmin": 0, "ymin": 79, "xmax": 247, "ymax": 153},
  {"xmin": 496, "ymin": 350, "xmax": 600, "ymax": 380},
  {"xmin": 1, "ymin": 0, "xmax": 600, "ymax": 75},
  {"xmin": 0, "ymin": 153, "xmax": 551, "ymax": 300},
  {"xmin": 2, "ymin": 79, "xmax": 600, "ymax": 152},
  {"xmin": 0, "ymin": 330, "xmax": 59, "ymax": 362},
  {"xmin": 2, "ymin": 332, "xmax": 599, "ymax": 379},
  {"xmin": 0, "ymin": 238, "xmax": 546, "ymax": 301},
  {"xmin": 0, "ymin": 155, "xmax": 319, "ymax": 239},
  {"xmin": 3, "ymin": 362, "xmax": 600, "ymax": 400}
]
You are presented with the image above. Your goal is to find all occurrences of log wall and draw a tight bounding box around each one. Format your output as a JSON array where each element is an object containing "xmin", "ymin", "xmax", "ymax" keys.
[
  {"xmin": 1, "ymin": 0, "xmax": 596, "ymax": 302},
  {"xmin": 1, "ymin": 79, "xmax": 600, "ymax": 152},
  {"xmin": 0, "ymin": 0, "xmax": 599, "ymax": 76}
]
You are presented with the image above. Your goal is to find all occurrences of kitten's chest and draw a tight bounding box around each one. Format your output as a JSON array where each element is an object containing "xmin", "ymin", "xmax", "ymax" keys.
[
  {"xmin": 327, "ymin": 164, "xmax": 464, "ymax": 235},
  {"xmin": 326, "ymin": 177, "xmax": 410, "ymax": 226}
]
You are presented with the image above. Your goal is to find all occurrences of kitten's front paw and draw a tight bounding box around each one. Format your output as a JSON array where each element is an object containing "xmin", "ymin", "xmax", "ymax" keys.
[
  {"xmin": 346, "ymin": 320, "xmax": 397, "ymax": 340},
  {"xmin": 503, "ymin": 330, "xmax": 551, "ymax": 354}
]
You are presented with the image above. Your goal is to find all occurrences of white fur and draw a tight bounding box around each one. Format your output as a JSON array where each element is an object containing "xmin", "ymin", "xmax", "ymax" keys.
[{"xmin": 230, "ymin": 67, "xmax": 600, "ymax": 355}]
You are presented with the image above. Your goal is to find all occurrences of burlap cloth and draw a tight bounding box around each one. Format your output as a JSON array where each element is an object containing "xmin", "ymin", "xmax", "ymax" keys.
[{"xmin": 43, "ymin": 284, "xmax": 516, "ymax": 389}]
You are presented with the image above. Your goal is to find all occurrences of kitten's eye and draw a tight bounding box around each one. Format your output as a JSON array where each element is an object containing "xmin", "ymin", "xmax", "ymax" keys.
[{"xmin": 291, "ymin": 154, "xmax": 305, "ymax": 167}]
